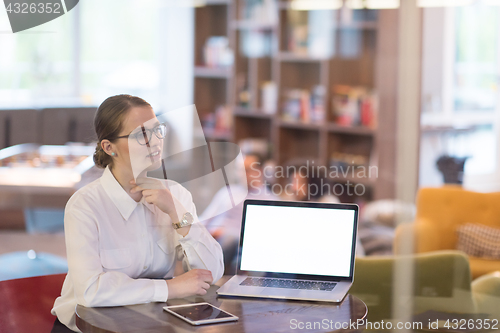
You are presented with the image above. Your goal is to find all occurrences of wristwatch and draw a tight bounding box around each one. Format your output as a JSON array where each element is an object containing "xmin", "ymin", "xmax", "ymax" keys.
[{"xmin": 172, "ymin": 212, "xmax": 194, "ymax": 229}]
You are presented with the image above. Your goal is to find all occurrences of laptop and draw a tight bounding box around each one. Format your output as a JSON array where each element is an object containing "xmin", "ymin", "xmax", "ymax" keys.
[{"xmin": 217, "ymin": 199, "xmax": 358, "ymax": 303}]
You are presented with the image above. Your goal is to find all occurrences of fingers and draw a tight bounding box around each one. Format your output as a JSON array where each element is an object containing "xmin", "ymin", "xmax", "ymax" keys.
[
  {"xmin": 135, "ymin": 177, "xmax": 165, "ymax": 190},
  {"xmin": 203, "ymin": 271, "xmax": 213, "ymax": 284},
  {"xmin": 197, "ymin": 282, "xmax": 210, "ymax": 295},
  {"xmin": 192, "ymin": 269, "xmax": 213, "ymax": 284},
  {"xmin": 169, "ymin": 269, "xmax": 215, "ymax": 298},
  {"xmin": 133, "ymin": 189, "xmax": 159, "ymax": 198},
  {"xmin": 142, "ymin": 189, "xmax": 155, "ymax": 197},
  {"xmin": 196, "ymin": 280, "xmax": 210, "ymax": 295},
  {"xmin": 130, "ymin": 185, "xmax": 144, "ymax": 194}
]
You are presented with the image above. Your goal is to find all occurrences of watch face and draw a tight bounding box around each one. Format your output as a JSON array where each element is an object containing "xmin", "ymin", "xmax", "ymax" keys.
[
  {"xmin": 183, "ymin": 212, "xmax": 194, "ymax": 224},
  {"xmin": 173, "ymin": 212, "xmax": 193, "ymax": 229}
]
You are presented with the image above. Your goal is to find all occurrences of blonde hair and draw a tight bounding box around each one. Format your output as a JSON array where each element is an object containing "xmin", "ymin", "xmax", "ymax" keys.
[{"xmin": 93, "ymin": 94, "xmax": 151, "ymax": 168}]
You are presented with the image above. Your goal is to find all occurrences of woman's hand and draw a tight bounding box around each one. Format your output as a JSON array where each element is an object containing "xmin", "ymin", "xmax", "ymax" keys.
[
  {"xmin": 130, "ymin": 177, "xmax": 186, "ymax": 221},
  {"xmin": 166, "ymin": 269, "xmax": 214, "ymax": 299}
]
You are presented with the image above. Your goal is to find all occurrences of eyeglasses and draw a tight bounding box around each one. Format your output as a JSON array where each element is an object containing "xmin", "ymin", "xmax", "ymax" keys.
[{"xmin": 114, "ymin": 123, "xmax": 167, "ymax": 146}]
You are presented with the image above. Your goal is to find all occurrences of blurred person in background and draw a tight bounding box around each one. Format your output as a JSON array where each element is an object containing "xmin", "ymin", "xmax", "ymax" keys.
[
  {"xmin": 200, "ymin": 153, "xmax": 279, "ymax": 274},
  {"xmin": 280, "ymin": 161, "xmax": 364, "ymax": 256},
  {"xmin": 280, "ymin": 163, "xmax": 340, "ymax": 203}
]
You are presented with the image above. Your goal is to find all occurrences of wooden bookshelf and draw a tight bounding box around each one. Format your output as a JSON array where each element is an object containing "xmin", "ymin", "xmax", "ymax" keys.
[
  {"xmin": 230, "ymin": 20, "xmax": 277, "ymax": 30},
  {"xmin": 325, "ymin": 123, "xmax": 374, "ymax": 136},
  {"xmin": 192, "ymin": 0, "xmax": 398, "ymax": 202},
  {"xmin": 194, "ymin": 66, "xmax": 232, "ymax": 78},
  {"xmin": 233, "ymin": 107, "xmax": 274, "ymax": 119},
  {"xmin": 277, "ymin": 52, "xmax": 329, "ymax": 62}
]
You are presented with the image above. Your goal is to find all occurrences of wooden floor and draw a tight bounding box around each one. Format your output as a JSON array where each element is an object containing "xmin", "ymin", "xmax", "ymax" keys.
[{"xmin": 0, "ymin": 231, "xmax": 66, "ymax": 258}]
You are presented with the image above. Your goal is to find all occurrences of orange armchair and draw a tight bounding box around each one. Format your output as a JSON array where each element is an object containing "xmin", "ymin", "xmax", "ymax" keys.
[{"xmin": 394, "ymin": 186, "xmax": 500, "ymax": 279}]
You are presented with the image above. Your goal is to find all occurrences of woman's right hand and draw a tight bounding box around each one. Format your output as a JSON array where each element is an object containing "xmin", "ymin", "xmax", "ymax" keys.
[{"xmin": 166, "ymin": 269, "xmax": 213, "ymax": 299}]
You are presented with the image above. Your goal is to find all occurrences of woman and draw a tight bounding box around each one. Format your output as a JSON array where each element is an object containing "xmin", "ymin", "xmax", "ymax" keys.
[{"xmin": 51, "ymin": 95, "xmax": 224, "ymax": 332}]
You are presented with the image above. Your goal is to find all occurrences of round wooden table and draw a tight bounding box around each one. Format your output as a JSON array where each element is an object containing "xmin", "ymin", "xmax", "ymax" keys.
[{"xmin": 76, "ymin": 277, "xmax": 368, "ymax": 333}]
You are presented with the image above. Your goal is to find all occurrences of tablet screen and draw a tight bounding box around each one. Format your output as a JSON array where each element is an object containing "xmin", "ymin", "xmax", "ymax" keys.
[{"xmin": 169, "ymin": 303, "xmax": 233, "ymax": 321}]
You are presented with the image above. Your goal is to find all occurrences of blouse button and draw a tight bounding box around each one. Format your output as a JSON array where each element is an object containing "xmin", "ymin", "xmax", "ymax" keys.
[{"xmin": 143, "ymin": 266, "xmax": 147, "ymax": 270}]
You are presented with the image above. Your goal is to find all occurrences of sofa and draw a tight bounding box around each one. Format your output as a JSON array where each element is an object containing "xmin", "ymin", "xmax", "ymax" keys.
[
  {"xmin": 0, "ymin": 107, "xmax": 97, "ymax": 149},
  {"xmin": 350, "ymin": 251, "xmax": 500, "ymax": 323},
  {"xmin": 394, "ymin": 186, "xmax": 500, "ymax": 279}
]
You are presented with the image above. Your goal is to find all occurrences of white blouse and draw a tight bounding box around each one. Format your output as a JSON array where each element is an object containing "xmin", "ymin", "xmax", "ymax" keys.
[{"xmin": 51, "ymin": 166, "xmax": 224, "ymax": 332}]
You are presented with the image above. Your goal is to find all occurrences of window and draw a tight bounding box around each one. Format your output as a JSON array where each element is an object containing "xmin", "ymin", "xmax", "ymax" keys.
[
  {"xmin": 452, "ymin": 3, "xmax": 500, "ymax": 177},
  {"xmin": 454, "ymin": 3, "xmax": 499, "ymax": 112},
  {"xmin": 80, "ymin": 0, "xmax": 160, "ymax": 107},
  {"xmin": 420, "ymin": 3, "xmax": 500, "ymax": 189},
  {"xmin": 0, "ymin": 8, "xmax": 75, "ymax": 107},
  {"xmin": 0, "ymin": 0, "xmax": 169, "ymax": 110}
]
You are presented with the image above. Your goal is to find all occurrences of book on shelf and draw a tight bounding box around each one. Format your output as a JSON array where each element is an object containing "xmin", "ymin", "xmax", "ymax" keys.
[
  {"xmin": 201, "ymin": 105, "xmax": 232, "ymax": 136},
  {"xmin": 240, "ymin": 0, "xmax": 278, "ymax": 25},
  {"xmin": 286, "ymin": 10, "xmax": 334, "ymax": 58},
  {"xmin": 331, "ymin": 85, "xmax": 378, "ymax": 129},
  {"xmin": 282, "ymin": 85, "xmax": 325, "ymax": 123},
  {"xmin": 236, "ymin": 73, "xmax": 250, "ymax": 108},
  {"xmin": 241, "ymin": 30, "xmax": 274, "ymax": 58},
  {"xmin": 261, "ymin": 81, "xmax": 277, "ymax": 114},
  {"xmin": 203, "ymin": 36, "xmax": 234, "ymax": 68}
]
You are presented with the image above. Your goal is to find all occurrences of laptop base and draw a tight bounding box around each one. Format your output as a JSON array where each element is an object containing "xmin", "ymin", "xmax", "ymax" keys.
[{"xmin": 217, "ymin": 275, "xmax": 351, "ymax": 303}]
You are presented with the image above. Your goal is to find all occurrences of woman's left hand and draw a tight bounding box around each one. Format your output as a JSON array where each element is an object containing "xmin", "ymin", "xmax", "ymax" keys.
[{"xmin": 130, "ymin": 177, "xmax": 187, "ymax": 221}]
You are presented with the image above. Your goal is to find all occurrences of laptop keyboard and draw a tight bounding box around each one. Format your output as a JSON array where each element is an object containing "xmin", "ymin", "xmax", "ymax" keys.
[{"xmin": 239, "ymin": 277, "xmax": 337, "ymax": 291}]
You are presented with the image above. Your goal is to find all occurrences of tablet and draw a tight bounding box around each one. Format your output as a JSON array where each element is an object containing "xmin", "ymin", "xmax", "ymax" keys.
[{"xmin": 163, "ymin": 302, "xmax": 238, "ymax": 325}]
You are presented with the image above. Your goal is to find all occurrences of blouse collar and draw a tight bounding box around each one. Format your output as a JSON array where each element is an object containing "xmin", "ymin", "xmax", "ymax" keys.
[{"xmin": 100, "ymin": 166, "xmax": 155, "ymax": 221}]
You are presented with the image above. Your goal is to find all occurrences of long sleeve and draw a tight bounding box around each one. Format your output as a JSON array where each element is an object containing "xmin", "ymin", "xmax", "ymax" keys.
[
  {"xmin": 64, "ymin": 197, "xmax": 168, "ymax": 307},
  {"xmin": 53, "ymin": 167, "xmax": 211, "ymax": 332},
  {"xmin": 176, "ymin": 191, "xmax": 225, "ymax": 283}
]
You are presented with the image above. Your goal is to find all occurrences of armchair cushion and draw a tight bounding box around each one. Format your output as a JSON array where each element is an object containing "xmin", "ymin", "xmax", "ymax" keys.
[
  {"xmin": 456, "ymin": 223, "xmax": 500, "ymax": 259},
  {"xmin": 394, "ymin": 187, "xmax": 500, "ymax": 278}
]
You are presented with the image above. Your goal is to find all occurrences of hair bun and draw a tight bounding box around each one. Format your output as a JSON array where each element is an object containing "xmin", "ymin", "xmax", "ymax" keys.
[{"xmin": 93, "ymin": 141, "xmax": 111, "ymax": 168}]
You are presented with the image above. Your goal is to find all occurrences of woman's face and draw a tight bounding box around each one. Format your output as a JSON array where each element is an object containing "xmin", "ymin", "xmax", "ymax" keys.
[{"xmin": 112, "ymin": 106, "xmax": 164, "ymax": 176}]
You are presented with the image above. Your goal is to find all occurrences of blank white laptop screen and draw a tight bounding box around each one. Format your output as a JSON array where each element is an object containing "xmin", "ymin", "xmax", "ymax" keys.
[{"xmin": 239, "ymin": 204, "xmax": 355, "ymax": 277}]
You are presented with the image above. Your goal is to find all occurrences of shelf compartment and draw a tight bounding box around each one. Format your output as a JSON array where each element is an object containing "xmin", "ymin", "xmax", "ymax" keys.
[
  {"xmin": 327, "ymin": 132, "xmax": 373, "ymax": 160},
  {"xmin": 326, "ymin": 123, "xmax": 374, "ymax": 136},
  {"xmin": 202, "ymin": 0, "xmax": 230, "ymax": 5},
  {"xmin": 194, "ymin": 78, "xmax": 227, "ymax": 119},
  {"xmin": 280, "ymin": 61, "xmax": 321, "ymax": 90},
  {"xmin": 194, "ymin": 4, "xmax": 229, "ymax": 67},
  {"xmin": 233, "ymin": 107, "xmax": 274, "ymax": 119},
  {"xmin": 194, "ymin": 66, "xmax": 232, "ymax": 78},
  {"xmin": 202, "ymin": 127, "xmax": 233, "ymax": 141},
  {"xmin": 339, "ymin": 22, "xmax": 377, "ymax": 30},
  {"xmin": 278, "ymin": 126, "xmax": 320, "ymax": 166},
  {"xmin": 329, "ymin": 30, "xmax": 376, "ymax": 88},
  {"xmin": 326, "ymin": 132, "xmax": 375, "ymax": 188},
  {"xmin": 234, "ymin": 116, "xmax": 272, "ymax": 143},
  {"xmin": 277, "ymin": 52, "xmax": 329, "ymax": 62},
  {"xmin": 277, "ymin": 118, "xmax": 323, "ymax": 130},
  {"xmin": 231, "ymin": 21, "xmax": 277, "ymax": 30}
]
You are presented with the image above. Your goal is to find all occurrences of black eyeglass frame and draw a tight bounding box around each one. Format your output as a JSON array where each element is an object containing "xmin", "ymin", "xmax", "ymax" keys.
[{"xmin": 113, "ymin": 123, "xmax": 167, "ymax": 146}]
